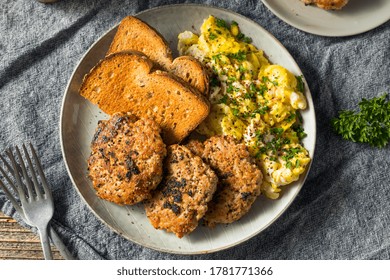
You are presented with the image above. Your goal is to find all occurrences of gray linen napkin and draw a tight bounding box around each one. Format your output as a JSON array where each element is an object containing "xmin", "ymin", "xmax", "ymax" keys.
[{"xmin": 1, "ymin": 0, "xmax": 389, "ymax": 260}]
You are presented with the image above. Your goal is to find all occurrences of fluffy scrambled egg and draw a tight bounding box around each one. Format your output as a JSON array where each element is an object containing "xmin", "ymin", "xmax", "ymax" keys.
[{"xmin": 178, "ymin": 16, "xmax": 310, "ymax": 199}]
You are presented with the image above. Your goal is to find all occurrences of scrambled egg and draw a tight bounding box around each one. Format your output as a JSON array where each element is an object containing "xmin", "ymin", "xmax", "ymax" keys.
[{"xmin": 178, "ymin": 16, "xmax": 310, "ymax": 199}]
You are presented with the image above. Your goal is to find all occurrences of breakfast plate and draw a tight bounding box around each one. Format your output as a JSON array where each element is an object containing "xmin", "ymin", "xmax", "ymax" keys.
[
  {"xmin": 262, "ymin": 0, "xmax": 390, "ymax": 37},
  {"xmin": 60, "ymin": 4, "xmax": 316, "ymax": 254}
]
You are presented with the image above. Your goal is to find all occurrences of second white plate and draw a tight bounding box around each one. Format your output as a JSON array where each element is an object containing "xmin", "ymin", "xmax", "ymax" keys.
[{"xmin": 262, "ymin": 0, "xmax": 390, "ymax": 37}]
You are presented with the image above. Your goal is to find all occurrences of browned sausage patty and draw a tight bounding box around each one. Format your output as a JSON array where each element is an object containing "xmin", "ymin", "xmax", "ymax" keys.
[
  {"xmin": 301, "ymin": 0, "xmax": 348, "ymax": 10},
  {"xmin": 145, "ymin": 144, "xmax": 218, "ymax": 238},
  {"xmin": 186, "ymin": 136, "xmax": 263, "ymax": 227},
  {"xmin": 88, "ymin": 112, "xmax": 166, "ymax": 205}
]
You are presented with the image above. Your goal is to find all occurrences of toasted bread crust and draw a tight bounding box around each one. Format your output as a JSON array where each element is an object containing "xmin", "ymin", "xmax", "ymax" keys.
[
  {"xmin": 108, "ymin": 16, "xmax": 173, "ymax": 69},
  {"xmin": 170, "ymin": 56, "xmax": 209, "ymax": 95},
  {"xmin": 79, "ymin": 51, "xmax": 210, "ymax": 145},
  {"xmin": 107, "ymin": 16, "xmax": 209, "ymax": 96}
]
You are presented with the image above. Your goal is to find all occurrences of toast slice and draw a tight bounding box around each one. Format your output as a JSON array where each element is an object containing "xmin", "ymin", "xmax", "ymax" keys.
[
  {"xmin": 107, "ymin": 16, "xmax": 209, "ymax": 96},
  {"xmin": 79, "ymin": 51, "xmax": 210, "ymax": 145}
]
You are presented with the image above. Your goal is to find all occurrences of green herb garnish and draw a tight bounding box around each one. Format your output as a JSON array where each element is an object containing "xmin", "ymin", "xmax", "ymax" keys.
[
  {"xmin": 226, "ymin": 84, "xmax": 234, "ymax": 93},
  {"xmin": 296, "ymin": 75, "xmax": 305, "ymax": 93},
  {"xmin": 232, "ymin": 108, "xmax": 240, "ymax": 116},
  {"xmin": 216, "ymin": 18, "xmax": 228, "ymax": 29},
  {"xmin": 331, "ymin": 93, "xmax": 390, "ymax": 148},
  {"xmin": 209, "ymin": 32, "xmax": 217, "ymax": 40},
  {"xmin": 251, "ymin": 105, "xmax": 269, "ymax": 116},
  {"xmin": 227, "ymin": 50, "xmax": 246, "ymax": 61},
  {"xmin": 236, "ymin": 32, "xmax": 252, "ymax": 43},
  {"xmin": 244, "ymin": 92, "xmax": 255, "ymax": 99},
  {"xmin": 292, "ymin": 124, "xmax": 307, "ymax": 140},
  {"xmin": 249, "ymin": 83, "xmax": 257, "ymax": 92},
  {"xmin": 238, "ymin": 65, "xmax": 246, "ymax": 73},
  {"xmin": 210, "ymin": 76, "xmax": 220, "ymax": 87},
  {"xmin": 286, "ymin": 113, "xmax": 296, "ymax": 123},
  {"xmin": 218, "ymin": 95, "xmax": 228, "ymax": 104},
  {"xmin": 270, "ymin": 127, "xmax": 284, "ymax": 136},
  {"xmin": 257, "ymin": 84, "xmax": 267, "ymax": 96},
  {"xmin": 212, "ymin": 54, "xmax": 222, "ymax": 61}
]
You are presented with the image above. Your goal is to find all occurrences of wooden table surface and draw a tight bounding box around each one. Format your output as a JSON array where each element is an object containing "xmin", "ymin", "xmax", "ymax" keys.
[{"xmin": 0, "ymin": 211, "xmax": 64, "ymax": 260}]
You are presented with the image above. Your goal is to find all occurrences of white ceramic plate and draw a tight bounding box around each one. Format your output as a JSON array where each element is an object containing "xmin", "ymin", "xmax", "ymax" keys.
[
  {"xmin": 262, "ymin": 0, "xmax": 390, "ymax": 37},
  {"xmin": 60, "ymin": 4, "xmax": 316, "ymax": 255}
]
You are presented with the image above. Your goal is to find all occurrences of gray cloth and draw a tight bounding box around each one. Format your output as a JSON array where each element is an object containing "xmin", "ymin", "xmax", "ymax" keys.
[{"xmin": 1, "ymin": 0, "xmax": 389, "ymax": 260}]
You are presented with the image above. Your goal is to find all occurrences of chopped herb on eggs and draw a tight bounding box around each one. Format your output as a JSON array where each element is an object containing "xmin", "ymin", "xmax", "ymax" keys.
[
  {"xmin": 178, "ymin": 15, "xmax": 310, "ymax": 199},
  {"xmin": 296, "ymin": 75, "xmax": 305, "ymax": 92},
  {"xmin": 216, "ymin": 18, "xmax": 228, "ymax": 29}
]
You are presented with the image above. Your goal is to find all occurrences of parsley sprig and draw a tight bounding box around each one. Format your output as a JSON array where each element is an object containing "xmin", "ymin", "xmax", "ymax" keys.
[{"xmin": 331, "ymin": 93, "xmax": 390, "ymax": 148}]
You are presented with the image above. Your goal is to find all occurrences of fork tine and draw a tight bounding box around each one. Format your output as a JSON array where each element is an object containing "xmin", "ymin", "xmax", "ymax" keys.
[
  {"xmin": 7, "ymin": 148, "xmax": 29, "ymax": 201},
  {"xmin": 0, "ymin": 159, "xmax": 28, "ymax": 221},
  {"xmin": 22, "ymin": 144, "xmax": 43, "ymax": 197},
  {"xmin": 1, "ymin": 153, "xmax": 37, "ymax": 194},
  {"xmin": 0, "ymin": 177, "xmax": 24, "ymax": 214},
  {"xmin": 29, "ymin": 143, "xmax": 51, "ymax": 198},
  {"xmin": 14, "ymin": 146, "xmax": 36, "ymax": 200},
  {"xmin": 0, "ymin": 156, "xmax": 19, "ymax": 194},
  {"xmin": 2, "ymin": 145, "xmax": 73, "ymax": 260},
  {"xmin": 0, "ymin": 154, "xmax": 16, "ymax": 179},
  {"xmin": 0, "ymin": 155, "xmax": 26, "ymax": 215}
]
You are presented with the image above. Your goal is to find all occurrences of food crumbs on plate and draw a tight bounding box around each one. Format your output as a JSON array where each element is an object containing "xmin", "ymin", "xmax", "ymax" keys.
[{"xmin": 178, "ymin": 15, "xmax": 311, "ymax": 199}]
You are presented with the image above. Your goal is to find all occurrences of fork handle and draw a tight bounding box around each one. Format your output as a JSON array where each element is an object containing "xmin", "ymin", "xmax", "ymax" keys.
[
  {"xmin": 38, "ymin": 226, "xmax": 53, "ymax": 260},
  {"xmin": 48, "ymin": 226, "xmax": 76, "ymax": 260}
]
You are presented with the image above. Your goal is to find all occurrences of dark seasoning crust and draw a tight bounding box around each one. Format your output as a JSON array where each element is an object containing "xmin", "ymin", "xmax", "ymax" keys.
[
  {"xmin": 186, "ymin": 136, "xmax": 263, "ymax": 227},
  {"xmin": 145, "ymin": 145, "xmax": 218, "ymax": 238},
  {"xmin": 88, "ymin": 112, "xmax": 167, "ymax": 205}
]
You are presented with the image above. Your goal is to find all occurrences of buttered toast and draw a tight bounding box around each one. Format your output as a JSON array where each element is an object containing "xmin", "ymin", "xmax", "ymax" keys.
[
  {"xmin": 107, "ymin": 16, "xmax": 209, "ymax": 96},
  {"xmin": 79, "ymin": 51, "xmax": 210, "ymax": 145}
]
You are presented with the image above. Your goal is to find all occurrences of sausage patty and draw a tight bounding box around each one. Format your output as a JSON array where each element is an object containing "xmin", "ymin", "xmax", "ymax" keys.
[
  {"xmin": 145, "ymin": 144, "xmax": 218, "ymax": 238},
  {"xmin": 88, "ymin": 112, "xmax": 166, "ymax": 205},
  {"xmin": 301, "ymin": 0, "xmax": 348, "ymax": 10},
  {"xmin": 186, "ymin": 136, "xmax": 263, "ymax": 227}
]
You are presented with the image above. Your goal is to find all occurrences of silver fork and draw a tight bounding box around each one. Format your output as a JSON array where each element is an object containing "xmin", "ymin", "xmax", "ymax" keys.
[
  {"xmin": 0, "ymin": 151, "xmax": 75, "ymax": 260},
  {"xmin": 0, "ymin": 144, "xmax": 55, "ymax": 259}
]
